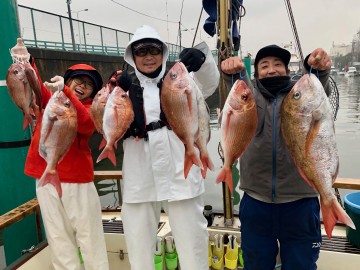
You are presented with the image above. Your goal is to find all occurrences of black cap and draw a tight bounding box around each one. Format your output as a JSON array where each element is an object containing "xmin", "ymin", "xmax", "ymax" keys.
[{"xmin": 254, "ymin": 45, "xmax": 291, "ymax": 67}]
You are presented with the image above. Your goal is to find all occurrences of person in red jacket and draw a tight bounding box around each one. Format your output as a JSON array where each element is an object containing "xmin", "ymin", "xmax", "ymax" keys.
[{"xmin": 11, "ymin": 39, "xmax": 109, "ymax": 270}]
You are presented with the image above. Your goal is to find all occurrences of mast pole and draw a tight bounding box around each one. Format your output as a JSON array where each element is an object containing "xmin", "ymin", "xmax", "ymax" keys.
[{"xmin": 217, "ymin": 0, "xmax": 234, "ymax": 226}]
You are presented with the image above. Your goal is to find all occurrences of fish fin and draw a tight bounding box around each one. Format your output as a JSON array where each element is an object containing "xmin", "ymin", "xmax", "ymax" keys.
[
  {"xmin": 200, "ymin": 153, "xmax": 215, "ymax": 179},
  {"xmin": 216, "ymin": 167, "xmax": 233, "ymax": 193},
  {"xmin": 305, "ymin": 119, "xmax": 321, "ymax": 156},
  {"xmin": 23, "ymin": 114, "xmax": 33, "ymax": 130},
  {"xmin": 184, "ymin": 151, "xmax": 203, "ymax": 179},
  {"xmin": 39, "ymin": 170, "xmax": 62, "ymax": 198},
  {"xmin": 321, "ymin": 197, "xmax": 356, "ymax": 239},
  {"xmin": 97, "ymin": 145, "xmax": 116, "ymax": 167},
  {"xmin": 98, "ymin": 138, "xmax": 107, "ymax": 150}
]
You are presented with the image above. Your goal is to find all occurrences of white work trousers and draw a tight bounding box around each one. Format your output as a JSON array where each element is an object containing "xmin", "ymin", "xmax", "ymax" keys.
[
  {"xmin": 121, "ymin": 196, "xmax": 209, "ymax": 270},
  {"xmin": 36, "ymin": 181, "xmax": 109, "ymax": 270}
]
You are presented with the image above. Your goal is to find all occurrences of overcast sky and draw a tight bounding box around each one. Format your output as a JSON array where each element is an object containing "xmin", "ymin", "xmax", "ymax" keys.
[{"xmin": 17, "ymin": 0, "xmax": 360, "ymax": 57}]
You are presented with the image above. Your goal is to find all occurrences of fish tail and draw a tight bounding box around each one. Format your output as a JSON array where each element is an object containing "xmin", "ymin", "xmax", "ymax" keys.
[
  {"xmin": 39, "ymin": 170, "xmax": 62, "ymax": 198},
  {"xmin": 216, "ymin": 167, "xmax": 233, "ymax": 193},
  {"xmin": 97, "ymin": 145, "xmax": 116, "ymax": 167},
  {"xmin": 184, "ymin": 151, "xmax": 203, "ymax": 179},
  {"xmin": 321, "ymin": 198, "xmax": 356, "ymax": 239}
]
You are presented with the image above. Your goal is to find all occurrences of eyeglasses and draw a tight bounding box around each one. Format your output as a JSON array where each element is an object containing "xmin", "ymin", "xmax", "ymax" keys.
[
  {"xmin": 73, "ymin": 76, "xmax": 94, "ymax": 90},
  {"xmin": 133, "ymin": 47, "xmax": 162, "ymax": 57}
]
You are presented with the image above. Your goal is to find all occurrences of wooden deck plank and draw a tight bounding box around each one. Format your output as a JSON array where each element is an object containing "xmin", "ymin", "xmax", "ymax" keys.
[
  {"xmin": 0, "ymin": 198, "xmax": 40, "ymax": 231},
  {"xmin": 94, "ymin": 170, "xmax": 122, "ymax": 181},
  {"xmin": 333, "ymin": 178, "xmax": 360, "ymax": 190}
]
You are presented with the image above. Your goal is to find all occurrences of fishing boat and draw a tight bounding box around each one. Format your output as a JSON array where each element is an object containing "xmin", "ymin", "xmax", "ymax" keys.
[
  {"xmin": 2, "ymin": 1, "xmax": 360, "ymax": 270},
  {"xmin": 1, "ymin": 172, "xmax": 360, "ymax": 270}
]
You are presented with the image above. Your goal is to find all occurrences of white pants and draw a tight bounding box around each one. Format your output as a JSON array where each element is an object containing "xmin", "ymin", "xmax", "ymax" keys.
[
  {"xmin": 36, "ymin": 181, "xmax": 109, "ymax": 270},
  {"xmin": 121, "ymin": 196, "xmax": 209, "ymax": 270}
]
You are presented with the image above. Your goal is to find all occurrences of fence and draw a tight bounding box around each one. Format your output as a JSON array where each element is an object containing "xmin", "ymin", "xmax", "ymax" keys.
[{"xmin": 18, "ymin": 5, "xmax": 182, "ymax": 61}]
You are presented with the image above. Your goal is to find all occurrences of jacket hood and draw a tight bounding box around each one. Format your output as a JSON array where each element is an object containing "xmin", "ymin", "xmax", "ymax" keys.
[{"xmin": 124, "ymin": 25, "xmax": 169, "ymax": 81}]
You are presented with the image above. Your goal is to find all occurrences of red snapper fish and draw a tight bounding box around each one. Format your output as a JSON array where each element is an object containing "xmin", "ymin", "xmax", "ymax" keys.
[
  {"xmin": 90, "ymin": 85, "xmax": 110, "ymax": 135},
  {"xmin": 281, "ymin": 73, "xmax": 355, "ymax": 239},
  {"xmin": 216, "ymin": 80, "xmax": 258, "ymax": 193},
  {"xmin": 39, "ymin": 90, "xmax": 78, "ymax": 197},
  {"xmin": 6, "ymin": 63, "xmax": 41, "ymax": 129},
  {"xmin": 161, "ymin": 62, "xmax": 202, "ymax": 179},
  {"xmin": 195, "ymin": 86, "xmax": 214, "ymax": 179},
  {"xmin": 97, "ymin": 86, "xmax": 134, "ymax": 166}
]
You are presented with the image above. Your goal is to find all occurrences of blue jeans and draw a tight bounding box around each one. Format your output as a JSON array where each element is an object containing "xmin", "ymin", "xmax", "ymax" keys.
[{"xmin": 239, "ymin": 193, "xmax": 322, "ymax": 270}]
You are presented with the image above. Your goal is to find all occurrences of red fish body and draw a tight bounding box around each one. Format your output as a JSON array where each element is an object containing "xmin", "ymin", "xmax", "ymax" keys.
[
  {"xmin": 38, "ymin": 90, "xmax": 78, "ymax": 197},
  {"xmin": 216, "ymin": 80, "xmax": 258, "ymax": 193},
  {"xmin": 161, "ymin": 62, "xmax": 202, "ymax": 179},
  {"xmin": 6, "ymin": 63, "xmax": 35, "ymax": 129},
  {"xmin": 90, "ymin": 85, "xmax": 110, "ymax": 135},
  {"xmin": 97, "ymin": 86, "xmax": 134, "ymax": 166},
  {"xmin": 281, "ymin": 73, "xmax": 355, "ymax": 238}
]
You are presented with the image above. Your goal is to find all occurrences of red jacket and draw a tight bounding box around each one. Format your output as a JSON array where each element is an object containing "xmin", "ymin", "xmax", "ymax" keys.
[{"xmin": 24, "ymin": 62, "xmax": 96, "ymax": 183}]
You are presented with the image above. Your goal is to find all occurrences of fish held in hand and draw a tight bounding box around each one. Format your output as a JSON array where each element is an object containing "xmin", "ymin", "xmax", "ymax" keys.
[
  {"xmin": 97, "ymin": 86, "xmax": 134, "ymax": 166},
  {"xmin": 281, "ymin": 73, "xmax": 355, "ymax": 239},
  {"xmin": 90, "ymin": 85, "xmax": 110, "ymax": 135},
  {"xmin": 195, "ymin": 86, "xmax": 214, "ymax": 179},
  {"xmin": 39, "ymin": 90, "xmax": 78, "ymax": 197},
  {"xmin": 6, "ymin": 63, "xmax": 36, "ymax": 130},
  {"xmin": 161, "ymin": 62, "xmax": 202, "ymax": 179},
  {"xmin": 216, "ymin": 80, "xmax": 258, "ymax": 193}
]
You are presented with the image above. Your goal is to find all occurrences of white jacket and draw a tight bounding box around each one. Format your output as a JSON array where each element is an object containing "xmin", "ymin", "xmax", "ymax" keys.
[{"xmin": 122, "ymin": 25, "xmax": 219, "ymax": 203}]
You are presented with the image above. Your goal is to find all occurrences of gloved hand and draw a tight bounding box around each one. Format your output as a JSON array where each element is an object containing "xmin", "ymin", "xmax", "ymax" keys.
[
  {"xmin": 116, "ymin": 71, "xmax": 132, "ymax": 92},
  {"xmin": 179, "ymin": 48, "xmax": 206, "ymax": 72},
  {"xmin": 44, "ymin": 76, "xmax": 65, "ymax": 93},
  {"xmin": 10, "ymin": 38, "xmax": 30, "ymax": 63}
]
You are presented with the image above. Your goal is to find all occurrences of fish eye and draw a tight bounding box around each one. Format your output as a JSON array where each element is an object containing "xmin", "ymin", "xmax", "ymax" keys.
[
  {"xmin": 64, "ymin": 101, "xmax": 71, "ymax": 107},
  {"xmin": 293, "ymin": 91, "xmax": 301, "ymax": 100},
  {"xmin": 241, "ymin": 94, "xmax": 248, "ymax": 101},
  {"xmin": 170, "ymin": 73, "xmax": 177, "ymax": 80},
  {"xmin": 14, "ymin": 70, "xmax": 19, "ymax": 75}
]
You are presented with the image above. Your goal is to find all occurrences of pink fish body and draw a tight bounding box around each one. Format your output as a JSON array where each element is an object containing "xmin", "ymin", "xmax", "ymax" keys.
[
  {"xmin": 216, "ymin": 80, "xmax": 258, "ymax": 192},
  {"xmin": 90, "ymin": 85, "xmax": 110, "ymax": 134},
  {"xmin": 195, "ymin": 86, "xmax": 214, "ymax": 179},
  {"xmin": 6, "ymin": 63, "xmax": 34, "ymax": 129},
  {"xmin": 161, "ymin": 62, "xmax": 202, "ymax": 178},
  {"xmin": 281, "ymin": 73, "xmax": 355, "ymax": 238},
  {"xmin": 38, "ymin": 90, "xmax": 78, "ymax": 197},
  {"xmin": 97, "ymin": 86, "xmax": 134, "ymax": 166}
]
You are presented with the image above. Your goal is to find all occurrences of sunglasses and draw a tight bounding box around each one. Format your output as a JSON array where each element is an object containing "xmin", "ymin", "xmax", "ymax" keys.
[
  {"xmin": 134, "ymin": 46, "xmax": 162, "ymax": 57},
  {"xmin": 73, "ymin": 76, "xmax": 94, "ymax": 90}
]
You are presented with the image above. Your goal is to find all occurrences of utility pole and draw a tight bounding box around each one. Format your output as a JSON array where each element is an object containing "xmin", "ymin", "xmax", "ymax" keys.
[{"xmin": 66, "ymin": 0, "xmax": 76, "ymax": 51}]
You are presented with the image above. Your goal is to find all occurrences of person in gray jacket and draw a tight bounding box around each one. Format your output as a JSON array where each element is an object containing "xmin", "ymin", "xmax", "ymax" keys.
[{"xmin": 221, "ymin": 45, "xmax": 331, "ymax": 270}]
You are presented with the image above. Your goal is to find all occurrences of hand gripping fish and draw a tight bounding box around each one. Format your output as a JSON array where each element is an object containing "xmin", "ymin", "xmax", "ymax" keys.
[
  {"xmin": 161, "ymin": 62, "xmax": 203, "ymax": 179},
  {"xmin": 281, "ymin": 73, "xmax": 355, "ymax": 238},
  {"xmin": 38, "ymin": 90, "xmax": 78, "ymax": 197},
  {"xmin": 216, "ymin": 80, "xmax": 258, "ymax": 193}
]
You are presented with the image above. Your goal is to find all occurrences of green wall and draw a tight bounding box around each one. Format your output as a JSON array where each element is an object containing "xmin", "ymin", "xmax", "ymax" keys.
[{"xmin": 0, "ymin": 0, "xmax": 39, "ymax": 266}]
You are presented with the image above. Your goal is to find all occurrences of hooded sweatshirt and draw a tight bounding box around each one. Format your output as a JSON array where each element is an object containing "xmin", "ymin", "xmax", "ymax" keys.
[{"xmin": 121, "ymin": 25, "xmax": 219, "ymax": 203}]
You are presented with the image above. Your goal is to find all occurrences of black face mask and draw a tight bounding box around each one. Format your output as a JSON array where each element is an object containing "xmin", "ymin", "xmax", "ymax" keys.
[
  {"xmin": 258, "ymin": 76, "xmax": 292, "ymax": 96},
  {"xmin": 139, "ymin": 65, "xmax": 162, "ymax": 79}
]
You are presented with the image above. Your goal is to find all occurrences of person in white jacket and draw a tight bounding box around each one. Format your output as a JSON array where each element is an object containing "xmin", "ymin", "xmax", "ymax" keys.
[{"xmin": 118, "ymin": 25, "xmax": 219, "ymax": 270}]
